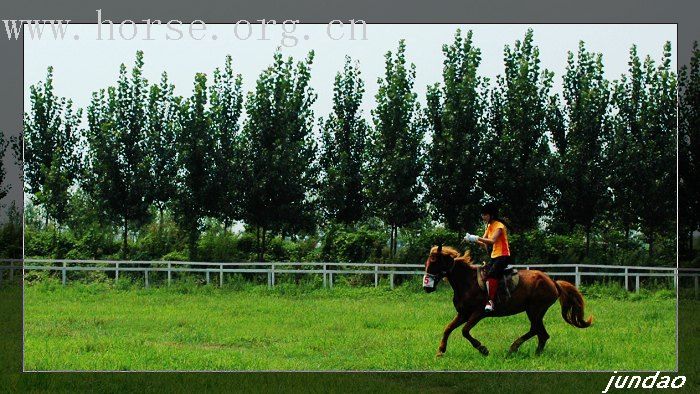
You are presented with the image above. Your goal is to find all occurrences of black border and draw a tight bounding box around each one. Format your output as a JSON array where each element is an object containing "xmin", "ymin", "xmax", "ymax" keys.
[{"xmin": 1, "ymin": 1, "xmax": 698, "ymax": 392}]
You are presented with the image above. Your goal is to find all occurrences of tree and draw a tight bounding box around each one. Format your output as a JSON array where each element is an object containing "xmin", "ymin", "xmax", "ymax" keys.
[
  {"xmin": 145, "ymin": 72, "xmax": 179, "ymax": 228},
  {"xmin": 425, "ymin": 29, "xmax": 487, "ymax": 233},
  {"xmin": 24, "ymin": 66, "xmax": 81, "ymax": 227},
  {"xmin": 0, "ymin": 131, "xmax": 10, "ymax": 203},
  {"xmin": 483, "ymin": 29, "xmax": 553, "ymax": 231},
  {"xmin": 318, "ymin": 56, "xmax": 369, "ymax": 225},
  {"xmin": 84, "ymin": 51, "xmax": 152, "ymax": 257},
  {"xmin": 552, "ymin": 42, "xmax": 611, "ymax": 253},
  {"xmin": 636, "ymin": 43, "xmax": 677, "ymax": 255},
  {"xmin": 610, "ymin": 43, "xmax": 677, "ymax": 255},
  {"xmin": 367, "ymin": 40, "xmax": 425, "ymax": 257},
  {"xmin": 240, "ymin": 51, "xmax": 318, "ymax": 260},
  {"xmin": 209, "ymin": 55, "xmax": 244, "ymax": 228},
  {"xmin": 680, "ymin": 42, "xmax": 700, "ymax": 255},
  {"xmin": 608, "ymin": 46, "xmax": 644, "ymax": 240},
  {"xmin": 172, "ymin": 73, "xmax": 216, "ymax": 260}
]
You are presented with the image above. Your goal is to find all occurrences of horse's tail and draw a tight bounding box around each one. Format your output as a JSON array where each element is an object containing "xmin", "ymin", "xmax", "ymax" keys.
[{"xmin": 554, "ymin": 280, "xmax": 593, "ymax": 328}]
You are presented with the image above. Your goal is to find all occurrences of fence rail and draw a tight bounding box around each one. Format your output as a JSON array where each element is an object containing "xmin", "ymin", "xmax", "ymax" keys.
[{"xmin": 2, "ymin": 258, "xmax": 699, "ymax": 295}]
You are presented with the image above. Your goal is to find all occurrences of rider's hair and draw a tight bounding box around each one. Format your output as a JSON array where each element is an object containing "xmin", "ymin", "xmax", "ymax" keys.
[{"xmin": 481, "ymin": 202, "xmax": 512, "ymax": 231}]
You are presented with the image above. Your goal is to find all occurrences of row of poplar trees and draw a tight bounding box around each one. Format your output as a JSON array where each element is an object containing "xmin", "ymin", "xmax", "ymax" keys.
[{"xmin": 24, "ymin": 29, "xmax": 686, "ymax": 260}]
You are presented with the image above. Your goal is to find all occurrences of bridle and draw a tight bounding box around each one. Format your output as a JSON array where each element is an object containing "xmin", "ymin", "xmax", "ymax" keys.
[{"xmin": 424, "ymin": 249, "xmax": 457, "ymax": 286}]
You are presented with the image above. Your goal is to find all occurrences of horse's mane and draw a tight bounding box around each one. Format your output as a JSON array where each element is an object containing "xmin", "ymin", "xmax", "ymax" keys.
[{"xmin": 430, "ymin": 245, "xmax": 475, "ymax": 265}]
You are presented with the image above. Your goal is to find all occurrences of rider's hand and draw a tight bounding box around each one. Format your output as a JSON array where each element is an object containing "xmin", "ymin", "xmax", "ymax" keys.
[{"xmin": 464, "ymin": 233, "xmax": 479, "ymax": 243}]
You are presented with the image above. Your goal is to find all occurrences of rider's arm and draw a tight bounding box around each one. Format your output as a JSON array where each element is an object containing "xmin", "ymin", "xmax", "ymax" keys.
[
  {"xmin": 477, "ymin": 228, "xmax": 488, "ymax": 248},
  {"xmin": 478, "ymin": 228, "xmax": 502, "ymax": 246}
]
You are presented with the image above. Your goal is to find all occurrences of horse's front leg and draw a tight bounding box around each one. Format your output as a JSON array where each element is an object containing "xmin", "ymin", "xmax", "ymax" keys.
[
  {"xmin": 462, "ymin": 311, "xmax": 488, "ymax": 356},
  {"xmin": 437, "ymin": 313, "xmax": 465, "ymax": 357}
]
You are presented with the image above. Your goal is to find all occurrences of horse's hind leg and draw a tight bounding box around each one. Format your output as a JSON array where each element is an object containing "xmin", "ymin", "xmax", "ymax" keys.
[
  {"xmin": 437, "ymin": 313, "xmax": 465, "ymax": 357},
  {"xmin": 535, "ymin": 318, "xmax": 550, "ymax": 355},
  {"xmin": 462, "ymin": 311, "xmax": 488, "ymax": 356},
  {"xmin": 509, "ymin": 309, "xmax": 539, "ymax": 353}
]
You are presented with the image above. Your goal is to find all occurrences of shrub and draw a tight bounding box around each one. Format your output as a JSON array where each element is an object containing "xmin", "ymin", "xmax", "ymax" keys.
[
  {"xmin": 396, "ymin": 226, "xmax": 462, "ymax": 265},
  {"xmin": 197, "ymin": 228, "xmax": 238, "ymax": 261},
  {"xmin": 161, "ymin": 250, "xmax": 189, "ymax": 261},
  {"xmin": 136, "ymin": 220, "xmax": 184, "ymax": 260},
  {"xmin": 333, "ymin": 226, "xmax": 385, "ymax": 263}
]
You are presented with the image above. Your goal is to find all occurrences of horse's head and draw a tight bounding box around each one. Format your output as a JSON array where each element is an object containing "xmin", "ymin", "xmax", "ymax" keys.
[{"xmin": 423, "ymin": 244, "xmax": 461, "ymax": 293}]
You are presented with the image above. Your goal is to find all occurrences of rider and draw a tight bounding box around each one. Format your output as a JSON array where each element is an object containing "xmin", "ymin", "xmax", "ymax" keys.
[{"xmin": 463, "ymin": 203, "xmax": 511, "ymax": 313}]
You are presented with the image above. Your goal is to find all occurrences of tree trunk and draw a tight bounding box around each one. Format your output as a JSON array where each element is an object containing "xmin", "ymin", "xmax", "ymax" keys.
[
  {"xmin": 261, "ymin": 227, "xmax": 267, "ymax": 262},
  {"xmin": 122, "ymin": 216, "xmax": 129, "ymax": 259},
  {"xmin": 390, "ymin": 224, "xmax": 398, "ymax": 258},
  {"xmin": 648, "ymin": 234, "xmax": 654, "ymax": 257},
  {"xmin": 188, "ymin": 227, "xmax": 198, "ymax": 261},
  {"xmin": 585, "ymin": 225, "xmax": 591, "ymax": 256},
  {"xmin": 158, "ymin": 207, "xmax": 164, "ymax": 230}
]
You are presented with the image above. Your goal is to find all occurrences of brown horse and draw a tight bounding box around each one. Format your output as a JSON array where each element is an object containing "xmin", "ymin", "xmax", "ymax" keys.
[{"xmin": 423, "ymin": 245, "xmax": 592, "ymax": 356}]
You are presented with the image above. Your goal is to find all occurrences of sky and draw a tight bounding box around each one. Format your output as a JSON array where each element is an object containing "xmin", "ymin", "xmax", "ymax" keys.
[
  {"xmin": 24, "ymin": 23, "xmax": 676, "ymax": 125},
  {"xmin": 7, "ymin": 23, "xmax": 678, "ymax": 218}
]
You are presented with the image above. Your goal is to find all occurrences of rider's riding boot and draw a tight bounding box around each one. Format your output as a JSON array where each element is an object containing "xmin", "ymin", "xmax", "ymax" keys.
[{"xmin": 485, "ymin": 278, "xmax": 498, "ymax": 312}]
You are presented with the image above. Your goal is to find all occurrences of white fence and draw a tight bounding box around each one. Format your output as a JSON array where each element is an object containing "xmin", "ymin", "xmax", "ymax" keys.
[{"xmin": 2, "ymin": 258, "xmax": 700, "ymax": 295}]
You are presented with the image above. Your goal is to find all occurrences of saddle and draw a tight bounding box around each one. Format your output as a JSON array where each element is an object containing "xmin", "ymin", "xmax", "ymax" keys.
[{"xmin": 476, "ymin": 264, "xmax": 520, "ymax": 304}]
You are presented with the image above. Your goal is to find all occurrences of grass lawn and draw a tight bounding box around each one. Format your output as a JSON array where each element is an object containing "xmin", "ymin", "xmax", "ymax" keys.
[{"xmin": 23, "ymin": 280, "xmax": 676, "ymax": 371}]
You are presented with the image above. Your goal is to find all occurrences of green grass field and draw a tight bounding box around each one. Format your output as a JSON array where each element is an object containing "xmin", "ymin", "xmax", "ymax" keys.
[{"xmin": 23, "ymin": 280, "xmax": 676, "ymax": 371}]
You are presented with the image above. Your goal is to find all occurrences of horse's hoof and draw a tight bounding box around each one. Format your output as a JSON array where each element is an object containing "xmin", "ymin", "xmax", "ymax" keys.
[
  {"xmin": 436, "ymin": 351, "xmax": 445, "ymax": 358},
  {"xmin": 535, "ymin": 348, "xmax": 545, "ymax": 356},
  {"xmin": 477, "ymin": 345, "xmax": 489, "ymax": 356},
  {"xmin": 508, "ymin": 346, "xmax": 519, "ymax": 354}
]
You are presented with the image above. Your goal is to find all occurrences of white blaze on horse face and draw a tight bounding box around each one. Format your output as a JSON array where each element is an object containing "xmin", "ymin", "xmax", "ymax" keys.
[{"xmin": 423, "ymin": 274, "xmax": 435, "ymax": 288}]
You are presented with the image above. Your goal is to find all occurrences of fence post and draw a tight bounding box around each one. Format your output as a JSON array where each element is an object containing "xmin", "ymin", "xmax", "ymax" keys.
[
  {"xmin": 62, "ymin": 262, "xmax": 67, "ymax": 286},
  {"xmin": 390, "ymin": 273, "xmax": 394, "ymax": 290},
  {"xmin": 673, "ymin": 269, "xmax": 678, "ymax": 289},
  {"xmin": 271, "ymin": 264, "xmax": 275, "ymax": 288},
  {"xmin": 167, "ymin": 262, "xmax": 172, "ymax": 286},
  {"xmin": 329, "ymin": 272, "xmax": 333, "ymax": 289},
  {"xmin": 323, "ymin": 264, "xmax": 327, "ymax": 288},
  {"xmin": 374, "ymin": 265, "xmax": 379, "ymax": 287},
  {"xmin": 115, "ymin": 262, "xmax": 119, "ymax": 282},
  {"xmin": 695, "ymin": 276, "xmax": 698, "ymax": 299},
  {"xmin": 8, "ymin": 264, "xmax": 13, "ymax": 281},
  {"xmin": 206, "ymin": 270, "xmax": 210, "ymax": 285},
  {"xmin": 145, "ymin": 269, "xmax": 149, "ymax": 288},
  {"xmin": 624, "ymin": 268, "xmax": 629, "ymax": 291},
  {"xmin": 636, "ymin": 275, "xmax": 640, "ymax": 293},
  {"xmin": 575, "ymin": 266, "xmax": 580, "ymax": 287},
  {"xmin": 220, "ymin": 264, "xmax": 224, "ymax": 287}
]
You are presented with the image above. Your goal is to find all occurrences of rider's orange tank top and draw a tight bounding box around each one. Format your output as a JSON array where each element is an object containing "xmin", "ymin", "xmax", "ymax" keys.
[{"xmin": 484, "ymin": 220, "xmax": 510, "ymax": 258}]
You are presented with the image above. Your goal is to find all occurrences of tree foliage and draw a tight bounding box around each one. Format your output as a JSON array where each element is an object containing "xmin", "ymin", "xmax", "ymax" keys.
[
  {"xmin": 425, "ymin": 29, "xmax": 487, "ymax": 233},
  {"xmin": 145, "ymin": 72, "xmax": 180, "ymax": 226},
  {"xmin": 172, "ymin": 73, "xmax": 216, "ymax": 260},
  {"xmin": 680, "ymin": 42, "xmax": 700, "ymax": 254},
  {"xmin": 318, "ymin": 56, "xmax": 369, "ymax": 225},
  {"xmin": 24, "ymin": 66, "xmax": 81, "ymax": 226},
  {"xmin": 240, "ymin": 51, "xmax": 318, "ymax": 260},
  {"xmin": 368, "ymin": 40, "xmax": 425, "ymax": 256},
  {"xmin": 209, "ymin": 55, "xmax": 244, "ymax": 227},
  {"xmin": 83, "ymin": 51, "xmax": 152, "ymax": 257},
  {"xmin": 610, "ymin": 43, "xmax": 677, "ymax": 254},
  {"xmin": 552, "ymin": 42, "xmax": 611, "ymax": 252},
  {"xmin": 483, "ymin": 29, "xmax": 553, "ymax": 231}
]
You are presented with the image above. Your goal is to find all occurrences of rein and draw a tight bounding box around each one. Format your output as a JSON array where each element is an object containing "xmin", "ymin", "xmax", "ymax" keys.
[{"xmin": 427, "ymin": 253, "xmax": 458, "ymax": 281}]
